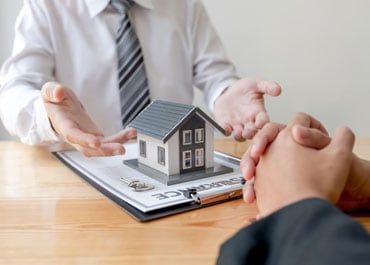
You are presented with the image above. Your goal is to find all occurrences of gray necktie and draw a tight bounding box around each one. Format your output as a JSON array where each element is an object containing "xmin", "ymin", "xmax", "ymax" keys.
[{"xmin": 111, "ymin": 0, "xmax": 151, "ymax": 128}]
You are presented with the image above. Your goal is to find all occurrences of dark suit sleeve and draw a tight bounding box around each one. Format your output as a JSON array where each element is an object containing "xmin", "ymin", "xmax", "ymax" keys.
[{"xmin": 216, "ymin": 198, "xmax": 370, "ymax": 265}]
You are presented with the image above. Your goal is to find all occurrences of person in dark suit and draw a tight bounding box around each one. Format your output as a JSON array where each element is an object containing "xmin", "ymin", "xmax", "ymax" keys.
[{"xmin": 216, "ymin": 112, "xmax": 370, "ymax": 265}]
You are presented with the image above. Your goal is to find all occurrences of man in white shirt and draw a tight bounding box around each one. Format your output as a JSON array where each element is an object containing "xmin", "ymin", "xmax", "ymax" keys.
[{"xmin": 0, "ymin": 0, "xmax": 281, "ymax": 156}]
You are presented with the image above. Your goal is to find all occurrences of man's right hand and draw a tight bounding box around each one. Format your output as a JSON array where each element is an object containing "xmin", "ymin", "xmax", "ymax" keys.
[{"xmin": 41, "ymin": 82, "xmax": 136, "ymax": 156}]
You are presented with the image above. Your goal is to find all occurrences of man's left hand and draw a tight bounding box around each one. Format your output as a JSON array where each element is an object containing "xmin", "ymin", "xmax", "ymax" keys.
[{"xmin": 213, "ymin": 78, "xmax": 281, "ymax": 141}]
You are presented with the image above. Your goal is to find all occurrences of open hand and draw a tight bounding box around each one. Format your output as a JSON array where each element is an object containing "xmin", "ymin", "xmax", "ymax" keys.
[
  {"xmin": 41, "ymin": 82, "xmax": 136, "ymax": 156},
  {"xmin": 213, "ymin": 78, "xmax": 281, "ymax": 141}
]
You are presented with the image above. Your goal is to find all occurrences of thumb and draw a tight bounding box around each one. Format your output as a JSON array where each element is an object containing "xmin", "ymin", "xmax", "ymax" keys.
[
  {"xmin": 292, "ymin": 125, "xmax": 331, "ymax": 149},
  {"xmin": 257, "ymin": 80, "xmax": 282, "ymax": 97},
  {"xmin": 326, "ymin": 126, "xmax": 355, "ymax": 162},
  {"xmin": 41, "ymin": 82, "xmax": 65, "ymax": 103},
  {"xmin": 324, "ymin": 126, "xmax": 355, "ymax": 203}
]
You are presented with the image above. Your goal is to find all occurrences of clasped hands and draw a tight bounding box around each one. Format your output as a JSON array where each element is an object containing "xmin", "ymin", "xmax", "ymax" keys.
[
  {"xmin": 241, "ymin": 112, "xmax": 370, "ymax": 218},
  {"xmin": 41, "ymin": 78, "xmax": 281, "ymax": 156}
]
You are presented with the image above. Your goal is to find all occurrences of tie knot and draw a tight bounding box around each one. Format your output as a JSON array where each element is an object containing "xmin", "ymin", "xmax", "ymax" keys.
[{"xmin": 111, "ymin": 0, "xmax": 134, "ymax": 14}]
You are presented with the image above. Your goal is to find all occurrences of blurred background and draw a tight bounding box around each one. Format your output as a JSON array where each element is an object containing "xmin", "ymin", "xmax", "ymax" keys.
[{"xmin": 1, "ymin": 0, "xmax": 370, "ymax": 141}]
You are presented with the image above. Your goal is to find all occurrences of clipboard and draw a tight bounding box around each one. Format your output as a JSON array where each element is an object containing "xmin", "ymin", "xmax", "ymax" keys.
[{"xmin": 53, "ymin": 143, "xmax": 244, "ymax": 222}]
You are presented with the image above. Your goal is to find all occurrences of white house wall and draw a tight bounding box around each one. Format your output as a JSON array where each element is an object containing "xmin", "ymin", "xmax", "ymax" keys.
[
  {"xmin": 137, "ymin": 135, "xmax": 168, "ymax": 174},
  {"xmin": 137, "ymin": 132, "xmax": 180, "ymax": 176},
  {"xmin": 167, "ymin": 132, "xmax": 180, "ymax": 175}
]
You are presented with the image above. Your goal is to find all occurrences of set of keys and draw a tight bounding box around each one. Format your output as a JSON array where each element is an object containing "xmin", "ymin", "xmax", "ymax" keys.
[{"xmin": 119, "ymin": 177, "xmax": 154, "ymax": 192}]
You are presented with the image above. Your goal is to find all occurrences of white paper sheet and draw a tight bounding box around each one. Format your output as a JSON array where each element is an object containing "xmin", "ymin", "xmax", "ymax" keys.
[{"xmin": 56, "ymin": 143, "xmax": 243, "ymax": 212}]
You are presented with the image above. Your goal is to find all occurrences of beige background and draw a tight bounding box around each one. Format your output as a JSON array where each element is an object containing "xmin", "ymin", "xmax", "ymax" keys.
[{"xmin": 1, "ymin": 0, "xmax": 370, "ymax": 140}]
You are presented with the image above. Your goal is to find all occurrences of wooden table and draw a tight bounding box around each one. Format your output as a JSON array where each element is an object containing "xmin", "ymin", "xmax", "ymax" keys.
[{"xmin": 0, "ymin": 138, "xmax": 369, "ymax": 265}]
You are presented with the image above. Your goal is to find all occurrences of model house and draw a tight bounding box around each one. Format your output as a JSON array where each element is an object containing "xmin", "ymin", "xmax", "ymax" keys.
[{"xmin": 124, "ymin": 100, "xmax": 233, "ymax": 185}]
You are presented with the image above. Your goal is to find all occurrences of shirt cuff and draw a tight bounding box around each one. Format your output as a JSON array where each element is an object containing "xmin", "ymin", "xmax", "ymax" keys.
[{"xmin": 23, "ymin": 97, "xmax": 60, "ymax": 144}]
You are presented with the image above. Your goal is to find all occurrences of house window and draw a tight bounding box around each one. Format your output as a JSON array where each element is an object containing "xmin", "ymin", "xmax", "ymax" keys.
[
  {"xmin": 183, "ymin": 150, "xmax": 192, "ymax": 169},
  {"xmin": 195, "ymin": 128, "xmax": 204, "ymax": 144},
  {"xmin": 139, "ymin": 140, "xmax": 146, "ymax": 158},
  {"xmin": 195, "ymin": 148, "xmax": 204, "ymax": 167},
  {"xmin": 157, "ymin": 146, "xmax": 165, "ymax": 166},
  {"xmin": 183, "ymin": 130, "xmax": 192, "ymax": 145}
]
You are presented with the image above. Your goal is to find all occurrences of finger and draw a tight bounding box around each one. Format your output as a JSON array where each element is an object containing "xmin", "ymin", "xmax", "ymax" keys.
[
  {"xmin": 223, "ymin": 126, "xmax": 232, "ymax": 136},
  {"xmin": 292, "ymin": 125, "xmax": 331, "ymax": 149},
  {"xmin": 63, "ymin": 127, "xmax": 102, "ymax": 148},
  {"xmin": 98, "ymin": 142, "xmax": 126, "ymax": 156},
  {"xmin": 41, "ymin": 82, "xmax": 65, "ymax": 103},
  {"xmin": 214, "ymin": 114, "xmax": 233, "ymax": 137},
  {"xmin": 288, "ymin": 112, "xmax": 328, "ymax": 134},
  {"xmin": 220, "ymin": 123, "xmax": 233, "ymax": 136},
  {"xmin": 250, "ymin": 122, "xmax": 285, "ymax": 159},
  {"xmin": 232, "ymin": 124, "xmax": 245, "ymax": 142},
  {"xmin": 254, "ymin": 111, "xmax": 270, "ymax": 129},
  {"xmin": 74, "ymin": 143, "xmax": 125, "ymax": 157},
  {"xmin": 256, "ymin": 80, "xmax": 282, "ymax": 97},
  {"xmin": 242, "ymin": 122, "xmax": 258, "ymax": 140},
  {"xmin": 243, "ymin": 181, "xmax": 256, "ymax": 203},
  {"xmin": 325, "ymin": 126, "xmax": 355, "ymax": 202},
  {"xmin": 102, "ymin": 128, "xmax": 137, "ymax": 144},
  {"xmin": 240, "ymin": 152, "xmax": 257, "ymax": 180},
  {"xmin": 327, "ymin": 126, "xmax": 355, "ymax": 157},
  {"xmin": 73, "ymin": 144, "xmax": 104, "ymax": 157}
]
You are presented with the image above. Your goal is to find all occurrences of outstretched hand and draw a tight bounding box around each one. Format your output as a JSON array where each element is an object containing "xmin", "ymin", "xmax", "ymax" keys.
[
  {"xmin": 213, "ymin": 78, "xmax": 281, "ymax": 141},
  {"xmin": 41, "ymin": 82, "xmax": 137, "ymax": 156}
]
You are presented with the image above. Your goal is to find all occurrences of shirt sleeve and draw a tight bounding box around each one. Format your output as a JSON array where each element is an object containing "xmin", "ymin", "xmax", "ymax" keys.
[
  {"xmin": 0, "ymin": 0, "xmax": 59, "ymax": 145},
  {"xmin": 216, "ymin": 198, "xmax": 370, "ymax": 265},
  {"xmin": 189, "ymin": 0, "xmax": 239, "ymax": 113}
]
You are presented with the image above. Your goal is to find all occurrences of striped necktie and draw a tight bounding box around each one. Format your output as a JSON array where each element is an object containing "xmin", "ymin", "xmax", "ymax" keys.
[{"xmin": 111, "ymin": 0, "xmax": 151, "ymax": 128}]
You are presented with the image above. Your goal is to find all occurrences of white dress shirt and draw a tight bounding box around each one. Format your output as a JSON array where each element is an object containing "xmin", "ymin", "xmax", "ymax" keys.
[{"xmin": 0, "ymin": 0, "xmax": 239, "ymax": 145}]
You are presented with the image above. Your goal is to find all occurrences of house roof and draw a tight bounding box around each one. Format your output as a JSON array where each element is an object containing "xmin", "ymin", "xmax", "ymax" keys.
[{"xmin": 127, "ymin": 100, "xmax": 226, "ymax": 143}]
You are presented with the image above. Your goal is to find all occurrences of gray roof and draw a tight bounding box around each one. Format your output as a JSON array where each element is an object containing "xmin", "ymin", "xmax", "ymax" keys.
[{"xmin": 127, "ymin": 100, "xmax": 225, "ymax": 143}]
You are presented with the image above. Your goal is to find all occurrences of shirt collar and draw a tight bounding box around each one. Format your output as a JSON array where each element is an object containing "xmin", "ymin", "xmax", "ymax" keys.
[{"xmin": 84, "ymin": 0, "xmax": 154, "ymax": 18}]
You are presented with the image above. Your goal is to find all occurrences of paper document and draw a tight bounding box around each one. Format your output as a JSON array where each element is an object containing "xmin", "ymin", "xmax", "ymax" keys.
[{"xmin": 55, "ymin": 143, "xmax": 243, "ymax": 215}]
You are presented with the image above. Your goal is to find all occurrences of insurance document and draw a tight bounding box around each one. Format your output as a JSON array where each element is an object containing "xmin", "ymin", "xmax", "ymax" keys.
[{"xmin": 54, "ymin": 143, "xmax": 244, "ymax": 214}]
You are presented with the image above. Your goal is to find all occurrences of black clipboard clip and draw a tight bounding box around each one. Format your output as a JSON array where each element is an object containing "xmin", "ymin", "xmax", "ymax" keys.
[{"xmin": 182, "ymin": 185, "xmax": 244, "ymax": 206}]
